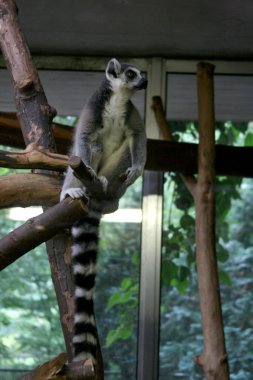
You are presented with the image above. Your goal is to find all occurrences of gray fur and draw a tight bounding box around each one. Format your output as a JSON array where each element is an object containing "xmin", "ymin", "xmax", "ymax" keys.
[
  {"xmin": 61, "ymin": 58, "xmax": 147, "ymax": 206},
  {"xmin": 60, "ymin": 58, "xmax": 147, "ymax": 363}
]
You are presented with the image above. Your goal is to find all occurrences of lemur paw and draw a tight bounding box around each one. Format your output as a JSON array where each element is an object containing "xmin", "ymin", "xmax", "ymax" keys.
[
  {"xmin": 60, "ymin": 187, "xmax": 87, "ymax": 201},
  {"xmin": 86, "ymin": 165, "xmax": 98, "ymax": 179},
  {"xmin": 125, "ymin": 167, "xmax": 142, "ymax": 186}
]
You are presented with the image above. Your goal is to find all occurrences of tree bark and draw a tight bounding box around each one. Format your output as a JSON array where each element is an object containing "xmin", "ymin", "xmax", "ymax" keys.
[
  {"xmin": 2, "ymin": 112, "xmax": 253, "ymax": 178},
  {"xmin": 0, "ymin": 111, "xmax": 72, "ymax": 153},
  {"xmin": 151, "ymin": 65, "xmax": 230, "ymax": 380},
  {"xmin": 0, "ymin": 143, "xmax": 68, "ymax": 171},
  {"xmin": 0, "ymin": 0, "xmax": 57, "ymax": 150},
  {"xmin": 194, "ymin": 62, "xmax": 230, "ymax": 379},
  {"xmin": 0, "ymin": 173, "xmax": 61, "ymax": 208},
  {"xmin": 0, "ymin": 0, "xmax": 75, "ymax": 364},
  {"xmin": 0, "ymin": 196, "xmax": 87, "ymax": 271}
]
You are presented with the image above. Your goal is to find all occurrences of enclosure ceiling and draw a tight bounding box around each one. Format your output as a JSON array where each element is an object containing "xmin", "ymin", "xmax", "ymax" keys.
[{"xmin": 12, "ymin": 0, "xmax": 253, "ymax": 59}]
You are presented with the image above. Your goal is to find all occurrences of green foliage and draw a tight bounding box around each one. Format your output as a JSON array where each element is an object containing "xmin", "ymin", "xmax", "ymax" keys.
[
  {"xmin": 1, "ymin": 121, "xmax": 253, "ymax": 379},
  {"xmin": 159, "ymin": 121, "xmax": 253, "ymax": 379},
  {"xmin": 53, "ymin": 115, "xmax": 77, "ymax": 127},
  {"xmin": 0, "ymin": 213, "xmax": 64, "ymax": 369}
]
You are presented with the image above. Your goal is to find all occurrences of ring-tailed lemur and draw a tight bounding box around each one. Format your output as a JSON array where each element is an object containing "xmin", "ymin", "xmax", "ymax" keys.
[{"xmin": 60, "ymin": 58, "xmax": 147, "ymax": 364}]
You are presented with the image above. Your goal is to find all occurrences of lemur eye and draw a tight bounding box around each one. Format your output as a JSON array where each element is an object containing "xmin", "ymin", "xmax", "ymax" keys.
[{"xmin": 126, "ymin": 70, "xmax": 136, "ymax": 79}]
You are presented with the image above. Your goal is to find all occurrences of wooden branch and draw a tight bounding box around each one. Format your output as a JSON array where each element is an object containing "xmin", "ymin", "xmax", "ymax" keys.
[
  {"xmin": 45, "ymin": 235, "xmax": 75, "ymax": 361},
  {"xmin": 1, "ymin": 112, "xmax": 253, "ymax": 178},
  {"xmin": 0, "ymin": 111, "xmax": 72, "ymax": 154},
  {"xmin": 0, "ymin": 196, "xmax": 88, "ymax": 271},
  {"xmin": 0, "ymin": 143, "xmax": 68, "ymax": 171},
  {"xmin": 0, "ymin": 173, "xmax": 61, "ymax": 208},
  {"xmin": 20, "ymin": 352, "xmax": 68, "ymax": 380},
  {"xmin": 69, "ymin": 156, "xmax": 105, "ymax": 198},
  {"xmin": 151, "ymin": 96, "xmax": 197, "ymax": 197},
  {"xmin": 20, "ymin": 353, "xmax": 96, "ymax": 380},
  {"xmin": 0, "ymin": 1, "xmax": 77, "ymax": 362},
  {"xmin": 0, "ymin": 1, "xmax": 57, "ymax": 150},
  {"xmin": 151, "ymin": 96, "xmax": 173, "ymax": 141},
  {"xmin": 195, "ymin": 62, "xmax": 229, "ymax": 379}
]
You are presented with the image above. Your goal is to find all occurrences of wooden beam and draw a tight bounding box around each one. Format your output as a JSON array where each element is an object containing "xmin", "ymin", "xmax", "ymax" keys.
[{"xmin": 1, "ymin": 112, "xmax": 253, "ymax": 178}]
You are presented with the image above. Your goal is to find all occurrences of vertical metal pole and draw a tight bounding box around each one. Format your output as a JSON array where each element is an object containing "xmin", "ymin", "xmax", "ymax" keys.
[{"xmin": 137, "ymin": 58, "xmax": 165, "ymax": 380}]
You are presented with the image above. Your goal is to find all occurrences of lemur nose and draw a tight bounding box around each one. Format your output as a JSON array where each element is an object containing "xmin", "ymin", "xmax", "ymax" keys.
[{"xmin": 137, "ymin": 78, "xmax": 148, "ymax": 90}]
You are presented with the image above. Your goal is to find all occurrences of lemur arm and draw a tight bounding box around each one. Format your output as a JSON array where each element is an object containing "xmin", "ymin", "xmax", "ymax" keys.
[
  {"xmin": 125, "ymin": 106, "xmax": 147, "ymax": 185},
  {"xmin": 60, "ymin": 109, "xmax": 100, "ymax": 201}
]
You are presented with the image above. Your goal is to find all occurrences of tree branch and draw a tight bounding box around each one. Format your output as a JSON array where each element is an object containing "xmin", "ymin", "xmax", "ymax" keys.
[
  {"xmin": 195, "ymin": 62, "xmax": 229, "ymax": 379},
  {"xmin": 0, "ymin": 0, "xmax": 57, "ymax": 150},
  {"xmin": 0, "ymin": 173, "xmax": 61, "ymax": 208},
  {"xmin": 0, "ymin": 0, "xmax": 78, "ymax": 363},
  {"xmin": 0, "ymin": 143, "xmax": 68, "ymax": 171},
  {"xmin": 20, "ymin": 353, "xmax": 96, "ymax": 380},
  {"xmin": 151, "ymin": 96, "xmax": 197, "ymax": 197},
  {"xmin": 0, "ymin": 196, "xmax": 88, "ymax": 271}
]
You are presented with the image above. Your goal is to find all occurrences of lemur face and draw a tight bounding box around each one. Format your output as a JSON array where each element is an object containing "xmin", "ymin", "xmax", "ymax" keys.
[{"xmin": 106, "ymin": 58, "xmax": 148, "ymax": 92}]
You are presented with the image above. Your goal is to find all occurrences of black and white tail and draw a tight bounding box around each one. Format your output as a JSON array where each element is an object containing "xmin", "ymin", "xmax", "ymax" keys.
[{"xmin": 71, "ymin": 209, "xmax": 101, "ymax": 363}]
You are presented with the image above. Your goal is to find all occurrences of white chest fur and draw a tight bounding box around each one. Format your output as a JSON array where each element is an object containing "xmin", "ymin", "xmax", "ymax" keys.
[{"xmin": 100, "ymin": 90, "xmax": 130, "ymax": 157}]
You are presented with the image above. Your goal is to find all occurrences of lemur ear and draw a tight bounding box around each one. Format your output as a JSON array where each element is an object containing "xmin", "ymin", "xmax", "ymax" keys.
[{"xmin": 106, "ymin": 58, "xmax": 121, "ymax": 80}]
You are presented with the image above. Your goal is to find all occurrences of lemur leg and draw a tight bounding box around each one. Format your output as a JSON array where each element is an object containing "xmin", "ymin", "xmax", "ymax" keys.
[{"xmin": 98, "ymin": 140, "xmax": 132, "ymax": 206}]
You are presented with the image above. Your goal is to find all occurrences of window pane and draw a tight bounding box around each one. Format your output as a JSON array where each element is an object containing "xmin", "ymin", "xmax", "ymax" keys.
[
  {"xmin": 0, "ymin": 69, "xmax": 145, "ymax": 119},
  {"xmin": 96, "ymin": 178, "xmax": 143, "ymax": 380},
  {"xmin": 166, "ymin": 74, "xmax": 253, "ymax": 122}
]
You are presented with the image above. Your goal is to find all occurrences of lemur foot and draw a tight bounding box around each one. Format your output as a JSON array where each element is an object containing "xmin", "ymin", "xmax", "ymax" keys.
[{"xmin": 60, "ymin": 187, "xmax": 88, "ymax": 202}]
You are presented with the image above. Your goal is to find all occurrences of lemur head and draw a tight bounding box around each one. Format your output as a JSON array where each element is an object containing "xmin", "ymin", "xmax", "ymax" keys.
[{"xmin": 105, "ymin": 58, "xmax": 147, "ymax": 92}]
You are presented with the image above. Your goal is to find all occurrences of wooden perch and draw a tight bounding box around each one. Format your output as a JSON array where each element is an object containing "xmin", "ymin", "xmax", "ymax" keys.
[
  {"xmin": 1, "ymin": 112, "xmax": 253, "ymax": 178},
  {"xmin": 152, "ymin": 63, "xmax": 230, "ymax": 380},
  {"xmin": 69, "ymin": 156, "xmax": 105, "ymax": 198},
  {"xmin": 20, "ymin": 353, "xmax": 95, "ymax": 380},
  {"xmin": 0, "ymin": 111, "xmax": 72, "ymax": 154},
  {"xmin": 194, "ymin": 62, "xmax": 229, "ymax": 379},
  {"xmin": 0, "ymin": 143, "xmax": 68, "ymax": 171},
  {"xmin": 0, "ymin": 0, "xmax": 57, "ymax": 151},
  {"xmin": 0, "ymin": 196, "xmax": 88, "ymax": 271},
  {"xmin": 151, "ymin": 96, "xmax": 197, "ymax": 197},
  {"xmin": 0, "ymin": 173, "xmax": 61, "ymax": 208},
  {"xmin": 0, "ymin": 0, "xmax": 77, "ymax": 363},
  {"xmin": 69, "ymin": 155, "xmax": 127, "ymax": 202}
]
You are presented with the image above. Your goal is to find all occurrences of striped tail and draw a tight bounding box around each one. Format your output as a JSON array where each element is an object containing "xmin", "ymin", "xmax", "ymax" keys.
[{"xmin": 71, "ymin": 210, "xmax": 101, "ymax": 363}]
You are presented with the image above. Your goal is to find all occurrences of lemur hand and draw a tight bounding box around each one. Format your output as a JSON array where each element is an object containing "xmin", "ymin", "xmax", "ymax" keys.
[{"xmin": 125, "ymin": 166, "xmax": 142, "ymax": 186}]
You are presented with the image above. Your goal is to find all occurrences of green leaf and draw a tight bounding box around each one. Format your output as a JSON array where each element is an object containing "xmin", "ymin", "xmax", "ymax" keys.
[
  {"xmin": 120, "ymin": 278, "xmax": 133, "ymax": 290},
  {"xmin": 107, "ymin": 290, "xmax": 133, "ymax": 309},
  {"xmin": 162, "ymin": 260, "xmax": 178, "ymax": 286},
  {"xmin": 178, "ymin": 266, "xmax": 190, "ymax": 282},
  {"xmin": 180, "ymin": 214, "xmax": 194, "ymax": 229},
  {"xmin": 219, "ymin": 269, "xmax": 232, "ymax": 286},
  {"xmin": 106, "ymin": 325, "xmax": 132, "ymax": 347},
  {"xmin": 244, "ymin": 132, "xmax": 253, "ymax": 147},
  {"xmin": 217, "ymin": 245, "xmax": 229, "ymax": 263}
]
